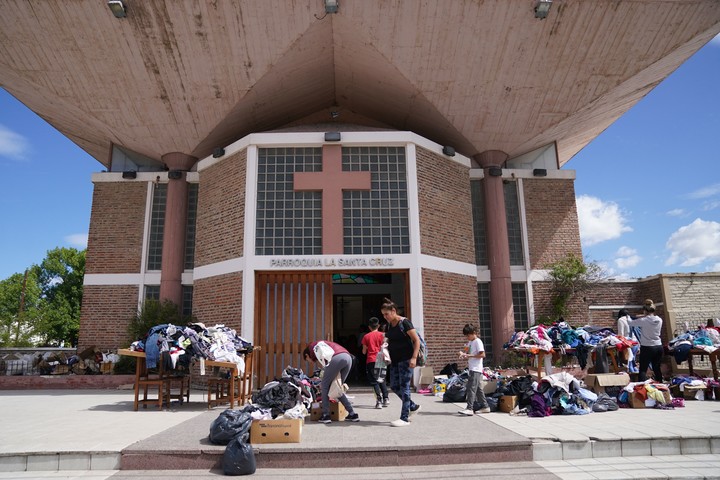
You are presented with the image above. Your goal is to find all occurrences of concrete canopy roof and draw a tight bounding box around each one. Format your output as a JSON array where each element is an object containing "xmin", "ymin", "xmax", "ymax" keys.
[{"xmin": 1, "ymin": 1, "xmax": 719, "ymax": 170}]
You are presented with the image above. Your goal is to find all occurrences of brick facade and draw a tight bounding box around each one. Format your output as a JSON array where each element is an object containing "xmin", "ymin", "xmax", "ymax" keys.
[
  {"xmin": 192, "ymin": 272, "xmax": 244, "ymax": 334},
  {"xmin": 415, "ymin": 147, "xmax": 475, "ymax": 263},
  {"xmin": 421, "ymin": 268, "xmax": 479, "ymax": 372},
  {"xmin": 195, "ymin": 150, "xmax": 247, "ymax": 268},
  {"xmin": 78, "ymin": 285, "xmax": 140, "ymax": 351},
  {"xmin": 85, "ymin": 181, "xmax": 147, "ymax": 274},
  {"xmin": 523, "ymin": 178, "xmax": 582, "ymax": 270}
]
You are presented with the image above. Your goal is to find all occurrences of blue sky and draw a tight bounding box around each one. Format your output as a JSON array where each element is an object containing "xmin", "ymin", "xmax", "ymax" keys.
[{"xmin": 0, "ymin": 35, "xmax": 719, "ymax": 281}]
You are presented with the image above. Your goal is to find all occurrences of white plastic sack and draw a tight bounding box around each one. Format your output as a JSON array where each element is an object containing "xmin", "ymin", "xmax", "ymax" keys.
[{"xmin": 313, "ymin": 341, "xmax": 334, "ymax": 367}]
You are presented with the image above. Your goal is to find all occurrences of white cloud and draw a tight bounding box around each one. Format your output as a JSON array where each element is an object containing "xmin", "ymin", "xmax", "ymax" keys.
[
  {"xmin": 665, "ymin": 218, "xmax": 720, "ymax": 267},
  {"xmin": 614, "ymin": 246, "xmax": 641, "ymax": 269},
  {"xmin": 687, "ymin": 183, "xmax": 720, "ymax": 199},
  {"xmin": 666, "ymin": 208, "xmax": 685, "ymax": 217},
  {"xmin": 576, "ymin": 195, "xmax": 632, "ymax": 246},
  {"xmin": 709, "ymin": 263, "xmax": 720, "ymax": 273},
  {"xmin": 65, "ymin": 233, "xmax": 88, "ymax": 249},
  {"xmin": 0, "ymin": 124, "xmax": 29, "ymax": 160}
]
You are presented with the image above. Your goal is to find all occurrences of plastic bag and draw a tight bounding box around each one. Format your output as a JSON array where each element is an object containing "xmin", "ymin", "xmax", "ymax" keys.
[
  {"xmin": 592, "ymin": 393, "xmax": 619, "ymax": 412},
  {"xmin": 222, "ymin": 434, "xmax": 256, "ymax": 476},
  {"xmin": 328, "ymin": 375, "xmax": 348, "ymax": 399},
  {"xmin": 209, "ymin": 409, "xmax": 253, "ymax": 445},
  {"xmin": 313, "ymin": 341, "xmax": 334, "ymax": 367}
]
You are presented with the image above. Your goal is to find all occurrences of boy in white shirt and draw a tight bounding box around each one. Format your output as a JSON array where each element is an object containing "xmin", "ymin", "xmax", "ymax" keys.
[{"xmin": 458, "ymin": 324, "xmax": 491, "ymax": 415}]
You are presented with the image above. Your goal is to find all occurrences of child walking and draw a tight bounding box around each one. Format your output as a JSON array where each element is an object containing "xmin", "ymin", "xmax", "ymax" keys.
[
  {"xmin": 458, "ymin": 323, "xmax": 491, "ymax": 415},
  {"xmin": 361, "ymin": 317, "xmax": 390, "ymax": 409}
]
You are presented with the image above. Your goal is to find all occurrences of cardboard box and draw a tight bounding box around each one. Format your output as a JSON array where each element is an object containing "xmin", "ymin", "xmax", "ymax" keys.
[
  {"xmin": 498, "ymin": 395, "xmax": 518, "ymax": 413},
  {"xmin": 631, "ymin": 390, "xmax": 671, "ymax": 408},
  {"xmin": 100, "ymin": 362, "xmax": 114, "ymax": 374},
  {"xmin": 309, "ymin": 401, "xmax": 347, "ymax": 421},
  {"xmin": 250, "ymin": 418, "xmax": 302, "ymax": 444},
  {"xmin": 51, "ymin": 365, "xmax": 69, "ymax": 375},
  {"xmin": 584, "ymin": 373, "xmax": 630, "ymax": 394},
  {"xmin": 683, "ymin": 385, "xmax": 706, "ymax": 400}
]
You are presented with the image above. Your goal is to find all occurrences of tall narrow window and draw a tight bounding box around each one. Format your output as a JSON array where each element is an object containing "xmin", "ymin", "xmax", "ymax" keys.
[
  {"xmin": 471, "ymin": 180, "xmax": 487, "ymax": 265},
  {"xmin": 504, "ymin": 182, "xmax": 524, "ymax": 266},
  {"xmin": 477, "ymin": 283, "xmax": 492, "ymax": 360},
  {"xmin": 512, "ymin": 283, "xmax": 529, "ymax": 332},
  {"xmin": 184, "ymin": 183, "xmax": 199, "ymax": 270},
  {"xmin": 147, "ymin": 183, "xmax": 167, "ymax": 270}
]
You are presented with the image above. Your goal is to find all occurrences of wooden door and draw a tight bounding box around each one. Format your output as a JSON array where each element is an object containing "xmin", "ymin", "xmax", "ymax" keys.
[{"xmin": 254, "ymin": 272, "xmax": 333, "ymax": 386}]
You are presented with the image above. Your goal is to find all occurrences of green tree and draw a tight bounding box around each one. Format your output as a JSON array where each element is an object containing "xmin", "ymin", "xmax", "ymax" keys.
[
  {"xmin": 545, "ymin": 253, "xmax": 605, "ymax": 319},
  {"xmin": 0, "ymin": 270, "xmax": 42, "ymax": 346},
  {"xmin": 34, "ymin": 247, "xmax": 86, "ymax": 347}
]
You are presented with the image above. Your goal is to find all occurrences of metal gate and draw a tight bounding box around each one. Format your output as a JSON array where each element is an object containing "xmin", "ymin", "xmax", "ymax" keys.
[{"xmin": 254, "ymin": 272, "xmax": 333, "ymax": 386}]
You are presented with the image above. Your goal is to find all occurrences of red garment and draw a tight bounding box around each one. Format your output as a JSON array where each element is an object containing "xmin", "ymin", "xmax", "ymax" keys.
[
  {"xmin": 306, "ymin": 340, "xmax": 349, "ymax": 362},
  {"xmin": 361, "ymin": 330, "xmax": 385, "ymax": 363}
]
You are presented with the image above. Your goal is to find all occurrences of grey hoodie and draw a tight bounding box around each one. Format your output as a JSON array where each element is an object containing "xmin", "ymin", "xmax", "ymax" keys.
[{"xmin": 628, "ymin": 315, "xmax": 663, "ymax": 346}]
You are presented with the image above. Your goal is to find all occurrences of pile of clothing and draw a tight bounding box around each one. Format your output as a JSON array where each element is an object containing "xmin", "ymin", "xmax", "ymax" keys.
[
  {"xmin": 667, "ymin": 325, "xmax": 720, "ymax": 365},
  {"xmin": 504, "ymin": 321, "xmax": 638, "ymax": 371},
  {"xmin": 129, "ymin": 322, "xmax": 252, "ymax": 375},
  {"xmin": 488, "ymin": 372, "xmax": 618, "ymax": 416}
]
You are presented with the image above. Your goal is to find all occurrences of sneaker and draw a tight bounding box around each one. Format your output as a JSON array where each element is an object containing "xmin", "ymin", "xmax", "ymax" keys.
[
  {"xmin": 409, "ymin": 404, "xmax": 421, "ymax": 416},
  {"xmin": 346, "ymin": 413, "xmax": 360, "ymax": 422},
  {"xmin": 390, "ymin": 419, "xmax": 410, "ymax": 427},
  {"xmin": 458, "ymin": 409, "xmax": 474, "ymax": 416},
  {"xmin": 375, "ymin": 401, "xmax": 383, "ymax": 409},
  {"xmin": 317, "ymin": 414, "xmax": 331, "ymax": 424},
  {"xmin": 382, "ymin": 398, "xmax": 390, "ymax": 407},
  {"xmin": 475, "ymin": 407, "xmax": 491, "ymax": 414}
]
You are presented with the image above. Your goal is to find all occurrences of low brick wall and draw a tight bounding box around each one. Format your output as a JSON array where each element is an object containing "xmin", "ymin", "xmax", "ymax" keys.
[{"xmin": 0, "ymin": 374, "xmax": 136, "ymax": 390}]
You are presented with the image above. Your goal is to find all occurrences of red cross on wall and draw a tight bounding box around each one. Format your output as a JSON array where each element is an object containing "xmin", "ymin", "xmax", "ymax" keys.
[{"xmin": 293, "ymin": 144, "xmax": 372, "ymax": 254}]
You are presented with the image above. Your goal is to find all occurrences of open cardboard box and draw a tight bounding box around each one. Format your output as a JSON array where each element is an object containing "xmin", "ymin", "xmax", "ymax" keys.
[{"xmin": 584, "ymin": 373, "xmax": 630, "ymax": 394}]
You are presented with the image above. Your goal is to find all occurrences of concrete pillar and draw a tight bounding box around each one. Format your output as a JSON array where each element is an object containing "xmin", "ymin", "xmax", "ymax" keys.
[
  {"xmin": 159, "ymin": 152, "xmax": 197, "ymax": 307},
  {"xmin": 475, "ymin": 150, "xmax": 515, "ymax": 362}
]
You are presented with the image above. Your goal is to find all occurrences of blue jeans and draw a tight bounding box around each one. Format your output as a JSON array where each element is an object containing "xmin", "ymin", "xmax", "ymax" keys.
[{"xmin": 388, "ymin": 359, "xmax": 417, "ymax": 421}]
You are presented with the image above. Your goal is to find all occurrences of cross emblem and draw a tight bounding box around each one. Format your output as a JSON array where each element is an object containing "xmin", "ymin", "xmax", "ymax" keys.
[{"xmin": 293, "ymin": 145, "xmax": 372, "ymax": 254}]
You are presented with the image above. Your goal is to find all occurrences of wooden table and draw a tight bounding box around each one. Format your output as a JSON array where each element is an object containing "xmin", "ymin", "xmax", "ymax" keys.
[
  {"xmin": 118, "ymin": 347, "xmax": 258, "ymax": 410},
  {"xmin": 509, "ymin": 345, "xmax": 619, "ymax": 379},
  {"xmin": 687, "ymin": 348, "xmax": 719, "ymax": 380}
]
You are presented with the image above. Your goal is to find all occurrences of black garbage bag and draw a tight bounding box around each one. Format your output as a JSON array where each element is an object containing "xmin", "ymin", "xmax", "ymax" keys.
[
  {"xmin": 222, "ymin": 433, "xmax": 256, "ymax": 476},
  {"xmin": 443, "ymin": 382, "xmax": 466, "ymax": 403},
  {"xmin": 209, "ymin": 409, "xmax": 253, "ymax": 445},
  {"xmin": 439, "ymin": 363, "xmax": 461, "ymax": 376}
]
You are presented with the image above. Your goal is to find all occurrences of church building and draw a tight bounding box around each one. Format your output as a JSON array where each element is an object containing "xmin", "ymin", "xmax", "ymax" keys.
[{"xmin": 2, "ymin": 1, "xmax": 718, "ymax": 382}]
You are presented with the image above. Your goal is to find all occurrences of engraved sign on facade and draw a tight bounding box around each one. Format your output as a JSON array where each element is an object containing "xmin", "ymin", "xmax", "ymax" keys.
[{"xmin": 269, "ymin": 257, "xmax": 395, "ymax": 268}]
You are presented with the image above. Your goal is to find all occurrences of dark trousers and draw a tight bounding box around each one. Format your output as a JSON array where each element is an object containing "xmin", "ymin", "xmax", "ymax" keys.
[
  {"xmin": 366, "ymin": 363, "xmax": 388, "ymax": 401},
  {"xmin": 638, "ymin": 345, "xmax": 664, "ymax": 382}
]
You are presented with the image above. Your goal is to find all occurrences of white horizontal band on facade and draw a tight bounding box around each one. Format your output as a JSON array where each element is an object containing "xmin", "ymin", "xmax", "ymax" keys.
[{"xmin": 197, "ymin": 131, "xmax": 472, "ymax": 172}]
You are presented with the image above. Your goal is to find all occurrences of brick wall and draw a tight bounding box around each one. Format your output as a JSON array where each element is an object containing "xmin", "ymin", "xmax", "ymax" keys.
[
  {"xmin": 531, "ymin": 276, "xmax": 667, "ymax": 338},
  {"xmin": 415, "ymin": 147, "xmax": 475, "ymax": 263},
  {"xmin": 523, "ymin": 178, "xmax": 582, "ymax": 269},
  {"xmin": 78, "ymin": 285, "xmax": 139, "ymax": 351},
  {"xmin": 192, "ymin": 272, "xmax": 244, "ymax": 334},
  {"xmin": 421, "ymin": 268, "xmax": 479, "ymax": 372},
  {"xmin": 85, "ymin": 181, "xmax": 147, "ymax": 274},
  {"xmin": 195, "ymin": 150, "xmax": 247, "ymax": 267}
]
